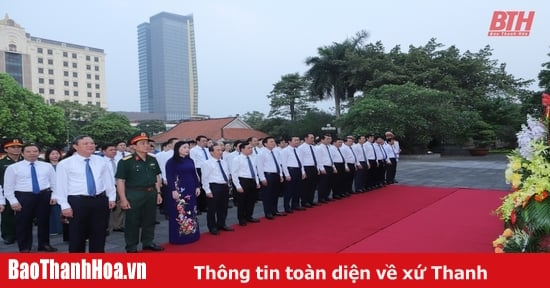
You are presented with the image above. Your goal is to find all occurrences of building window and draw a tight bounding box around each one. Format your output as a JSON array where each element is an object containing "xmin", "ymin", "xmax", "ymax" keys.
[
  {"xmin": 86, "ymin": 64, "xmax": 91, "ymax": 70},
  {"xmin": 39, "ymin": 88, "xmax": 44, "ymax": 94},
  {"xmin": 37, "ymin": 48, "xmax": 43, "ymax": 54},
  {"xmin": 86, "ymin": 55, "xmax": 90, "ymax": 61},
  {"xmin": 95, "ymin": 84, "xmax": 100, "ymax": 89},
  {"xmin": 94, "ymin": 56, "xmax": 99, "ymax": 62},
  {"xmin": 72, "ymin": 72, "xmax": 78, "ymax": 77},
  {"xmin": 64, "ymin": 81, "xmax": 69, "ymax": 86},
  {"xmin": 48, "ymin": 79, "xmax": 54, "ymax": 85},
  {"xmin": 87, "ymin": 74, "xmax": 91, "ymax": 79},
  {"xmin": 96, "ymin": 93, "xmax": 101, "ymax": 98},
  {"xmin": 87, "ymin": 92, "xmax": 92, "ymax": 97},
  {"xmin": 49, "ymin": 99, "xmax": 56, "ymax": 104},
  {"xmin": 73, "ymin": 82, "xmax": 78, "ymax": 87},
  {"xmin": 74, "ymin": 91, "xmax": 79, "ymax": 97},
  {"xmin": 88, "ymin": 101, "xmax": 92, "ymax": 105},
  {"xmin": 63, "ymin": 71, "xmax": 69, "ymax": 77},
  {"xmin": 38, "ymin": 57, "xmax": 43, "ymax": 64},
  {"xmin": 8, "ymin": 44, "xmax": 16, "ymax": 52},
  {"xmin": 96, "ymin": 102, "xmax": 101, "ymax": 106},
  {"xmin": 47, "ymin": 49, "xmax": 53, "ymax": 55},
  {"xmin": 63, "ymin": 51, "xmax": 68, "ymax": 57},
  {"xmin": 38, "ymin": 68, "xmax": 44, "ymax": 74},
  {"xmin": 94, "ymin": 66, "xmax": 99, "ymax": 71},
  {"xmin": 72, "ymin": 63, "xmax": 77, "ymax": 68},
  {"xmin": 63, "ymin": 61, "xmax": 68, "ymax": 67},
  {"xmin": 95, "ymin": 75, "xmax": 100, "ymax": 80},
  {"xmin": 87, "ymin": 83, "xmax": 92, "ymax": 89},
  {"xmin": 38, "ymin": 78, "xmax": 44, "ymax": 84},
  {"xmin": 48, "ymin": 59, "xmax": 54, "ymax": 65},
  {"xmin": 72, "ymin": 53, "xmax": 77, "ymax": 59},
  {"xmin": 64, "ymin": 90, "xmax": 69, "ymax": 96},
  {"xmin": 74, "ymin": 100, "xmax": 78, "ymax": 103},
  {"xmin": 48, "ymin": 69, "xmax": 54, "ymax": 75},
  {"xmin": 49, "ymin": 89, "xmax": 54, "ymax": 95}
]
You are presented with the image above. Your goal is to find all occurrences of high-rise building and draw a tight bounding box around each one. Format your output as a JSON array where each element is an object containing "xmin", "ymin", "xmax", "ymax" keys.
[
  {"xmin": 138, "ymin": 12, "xmax": 199, "ymax": 121},
  {"xmin": 0, "ymin": 14, "xmax": 107, "ymax": 107}
]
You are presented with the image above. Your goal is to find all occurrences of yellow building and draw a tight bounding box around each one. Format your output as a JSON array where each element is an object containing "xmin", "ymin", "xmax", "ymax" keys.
[{"xmin": 0, "ymin": 14, "xmax": 107, "ymax": 108}]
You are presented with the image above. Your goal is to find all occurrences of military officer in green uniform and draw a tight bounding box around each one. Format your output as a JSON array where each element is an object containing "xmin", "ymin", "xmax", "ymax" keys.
[
  {"xmin": 115, "ymin": 132, "xmax": 164, "ymax": 253},
  {"xmin": 0, "ymin": 138, "xmax": 24, "ymax": 245}
]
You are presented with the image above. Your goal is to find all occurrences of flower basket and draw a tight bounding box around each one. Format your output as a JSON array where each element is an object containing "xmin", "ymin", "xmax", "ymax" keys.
[{"xmin": 493, "ymin": 93, "xmax": 550, "ymax": 253}]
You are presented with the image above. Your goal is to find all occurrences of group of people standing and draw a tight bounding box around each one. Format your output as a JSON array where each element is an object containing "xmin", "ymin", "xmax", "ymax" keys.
[{"xmin": 0, "ymin": 130, "xmax": 400, "ymax": 252}]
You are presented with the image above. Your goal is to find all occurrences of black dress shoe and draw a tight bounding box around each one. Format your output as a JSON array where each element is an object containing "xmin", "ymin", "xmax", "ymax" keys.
[
  {"xmin": 294, "ymin": 207, "xmax": 306, "ymax": 211},
  {"xmin": 154, "ymin": 220, "xmax": 160, "ymax": 224},
  {"xmin": 3, "ymin": 239, "xmax": 15, "ymax": 245},
  {"xmin": 265, "ymin": 214, "xmax": 274, "ymax": 220},
  {"xmin": 113, "ymin": 228, "xmax": 125, "ymax": 232},
  {"xmin": 275, "ymin": 212, "xmax": 287, "ymax": 216},
  {"xmin": 219, "ymin": 226, "xmax": 234, "ymax": 231},
  {"xmin": 239, "ymin": 221, "xmax": 247, "ymax": 226},
  {"xmin": 209, "ymin": 229, "xmax": 219, "ymax": 235},
  {"xmin": 284, "ymin": 209, "xmax": 294, "ymax": 214},
  {"xmin": 38, "ymin": 244, "xmax": 58, "ymax": 252},
  {"xmin": 142, "ymin": 243, "xmax": 164, "ymax": 251},
  {"xmin": 20, "ymin": 249, "xmax": 31, "ymax": 253},
  {"xmin": 247, "ymin": 217, "xmax": 260, "ymax": 223},
  {"xmin": 127, "ymin": 250, "xmax": 138, "ymax": 253}
]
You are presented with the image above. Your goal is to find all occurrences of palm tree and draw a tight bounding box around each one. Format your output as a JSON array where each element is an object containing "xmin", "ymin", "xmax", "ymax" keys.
[{"xmin": 305, "ymin": 30, "xmax": 368, "ymax": 118}]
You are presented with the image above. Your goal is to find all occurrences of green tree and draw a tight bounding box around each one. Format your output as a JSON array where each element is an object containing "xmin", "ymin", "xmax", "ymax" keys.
[
  {"xmin": 0, "ymin": 73, "xmax": 65, "ymax": 145},
  {"xmin": 240, "ymin": 111, "xmax": 266, "ymax": 130},
  {"xmin": 136, "ymin": 119, "xmax": 166, "ymax": 135},
  {"xmin": 267, "ymin": 73, "xmax": 313, "ymax": 121},
  {"xmin": 80, "ymin": 113, "xmax": 137, "ymax": 145},
  {"xmin": 305, "ymin": 30, "xmax": 369, "ymax": 118},
  {"xmin": 53, "ymin": 100, "xmax": 108, "ymax": 145},
  {"xmin": 538, "ymin": 49, "xmax": 550, "ymax": 92}
]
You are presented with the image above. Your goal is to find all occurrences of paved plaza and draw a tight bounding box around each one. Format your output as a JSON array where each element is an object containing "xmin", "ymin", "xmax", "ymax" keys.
[{"xmin": 0, "ymin": 153, "xmax": 510, "ymax": 253}]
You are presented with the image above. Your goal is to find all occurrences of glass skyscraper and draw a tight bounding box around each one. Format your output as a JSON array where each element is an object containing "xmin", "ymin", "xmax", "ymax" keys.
[{"xmin": 138, "ymin": 12, "xmax": 198, "ymax": 121}]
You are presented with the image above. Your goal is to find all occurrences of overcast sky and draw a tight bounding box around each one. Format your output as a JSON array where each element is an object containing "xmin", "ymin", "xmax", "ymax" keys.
[{"xmin": 4, "ymin": 0, "xmax": 548, "ymax": 117}]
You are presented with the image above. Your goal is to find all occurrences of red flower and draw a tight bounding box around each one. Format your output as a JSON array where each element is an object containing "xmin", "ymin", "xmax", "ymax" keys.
[
  {"xmin": 534, "ymin": 191, "xmax": 548, "ymax": 202},
  {"xmin": 543, "ymin": 93, "xmax": 550, "ymax": 106},
  {"xmin": 510, "ymin": 210, "xmax": 517, "ymax": 225}
]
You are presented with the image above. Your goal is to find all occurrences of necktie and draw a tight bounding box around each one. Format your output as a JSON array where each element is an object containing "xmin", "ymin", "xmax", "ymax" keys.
[
  {"xmin": 391, "ymin": 145, "xmax": 397, "ymax": 158},
  {"xmin": 326, "ymin": 145, "xmax": 334, "ymax": 166},
  {"xmin": 85, "ymin": 159, "xmax": 96, "ymax": 196},
  {"xmin": 349, "ymin": 145, "xmax": 357, "ymax": 163},
  {"xmin": 371, "ymin": 143, "xmax": 378, "ymax": 160},
  {"xmin": 30, "ymin": 162, "xmax": 40, "ymax": 194},
  {"xmin": 247, "ymin": 156, "xmax": 256, "ymax": 178},
  {"xmin": 337, "ymin": 147, "xmax": 345, "ymax": 162},
  {"xmin": 379, "ymin": 144, "xmax": 387, "ymax": 159},
  {"xmin": 271, "ymin": 150, "xmax": 280, "ymax": 174},
  {"xmin": 110, "ymin": 158, "xmax": 116, "ymax": 174},
  {"xmin": 254, "ymin": 147, "xmax": 258, "ymax": 154},
  {"xmin": 218, "ymin": 160, "xmax": 228, "ymax": 182},
  {"xmin": 361, "ymin": 144, "xmax": 367, "ymax": 162},
  {"xmin": 293, "ymin": 148, "xmax": 302, "ymax": 168},
  {"xmin": 203, "ymin": 147, "xmax": 209, "ymax": 160},
  {"xmin": 310, "ymin": 145, "xmax": 318, "ymax": 167}
]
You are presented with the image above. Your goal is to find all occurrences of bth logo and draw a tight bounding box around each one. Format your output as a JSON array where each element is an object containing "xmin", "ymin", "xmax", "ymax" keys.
[{"xmin": 488, "ymin": 11, "xmax": 535, "ymax": 36}]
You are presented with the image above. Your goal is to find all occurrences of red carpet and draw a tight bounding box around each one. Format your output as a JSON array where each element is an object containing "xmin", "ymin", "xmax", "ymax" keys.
[{"xmin": 162, "ymin": 185, "xmax": 505, "ymax": 253}]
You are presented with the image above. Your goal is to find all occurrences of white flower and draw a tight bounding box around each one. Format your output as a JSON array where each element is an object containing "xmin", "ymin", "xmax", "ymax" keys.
[{"xmin": 517, "ymin": 115, "xmax": 547, "ymax": 160}]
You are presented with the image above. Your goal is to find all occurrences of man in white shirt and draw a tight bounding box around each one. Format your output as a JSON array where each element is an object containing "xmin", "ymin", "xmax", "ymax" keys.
[
  {"xmin": 4, "ymin": 143, "xmax": 57, "ymax": 253},
  {"xmin": 101, "ymin": 143, "xmax": 124, "ymax": 233},
  {"xmin": 54, "ymin": 135, "xmax": 116, "ymax": 253},
  {"xmin": 189, "ymin": 135, "xmax": 210, "ymax": 213},
  {"xmin": 230, "ymin": 141, "xmax": 261, "ymax": 226},
  {"xmin": 155, "ymin": 138, "xmax": 178, "ymax": 218}
]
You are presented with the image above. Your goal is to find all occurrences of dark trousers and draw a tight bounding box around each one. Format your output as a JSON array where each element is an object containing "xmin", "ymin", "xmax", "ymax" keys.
[
  {"xmin": 124, "ymin": 189, "xmax": 157, "ymax": 251},
  {"xmin": 14, "ymin": 190, "xmax": 52, "ymax": 251},
  {"xmin": 67, "ymin": 194, "xmax": 109, "ymax": 253},
  {"xmin": 206, "ymin": 183, "xmax": 229, "ymax": 230},
  {"xmin": 318, "ymin": 166, "xmax": 334, "ymax": 201},
  {"xmin": 196, "ymin": 168, "xmax": 208, "ymax": 212},
  {"xmin": 355, "ymin": 161, "xmax": 368, "ymax": 191},
  {"xmin": 386, "ymin": 158, "xmax": 397, "ymax": 183},
  {"xmin": 375, "ymin": 160, "xmax": 387, "ymax": 185},
  {"xmin": 366, "ymin": 160, "xmax": 378, "ymax": 188},
  {"xmin": 284, "ymin": 167, "xmax": 303, "ymax": 210},
  {"xmin": 261, "ymin": 173, "xmax": 281, "ymax": 216},
  {"xmin": 345, "ymin": 164, "xmax": 356, "ymax": 194},
  {"xmin": 301, "ymin": 166, "xmax": 319, "ymax": 205},
  {"xmin": 236, "ymin": 178, "xmax": 258, "ymax": 223},
  {"xmin": 333, "ymin": 163, "xmax": 346, "ymax": 196},
  {"xmin": 1, "ymin": 200, "xmax": 16, "ymax": 242}
]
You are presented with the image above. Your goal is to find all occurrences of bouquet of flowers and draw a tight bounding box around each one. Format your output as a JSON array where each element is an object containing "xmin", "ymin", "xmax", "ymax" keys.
[{"xmin": 493, "ymin": 93, "xmax": 550, "ymax": 253}]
